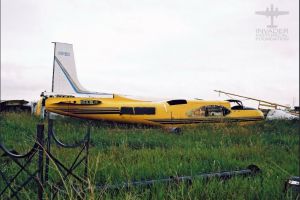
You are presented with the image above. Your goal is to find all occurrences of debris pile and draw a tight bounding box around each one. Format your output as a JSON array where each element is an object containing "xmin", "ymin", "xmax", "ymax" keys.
[{"xmin": 266, "ymin": 109, "xmax": 299, "ymax": 120}]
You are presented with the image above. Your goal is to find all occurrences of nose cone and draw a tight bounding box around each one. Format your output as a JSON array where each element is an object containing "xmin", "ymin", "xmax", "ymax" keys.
[{"xmin": 257, "ymin": 109, "xmax": 265, "ymax": 118}]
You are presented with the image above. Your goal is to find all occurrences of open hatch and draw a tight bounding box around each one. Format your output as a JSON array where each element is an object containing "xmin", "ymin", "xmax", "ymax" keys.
[{"xmin": 226, "ymin": 99, "xmax": 256, "ymax": 110}]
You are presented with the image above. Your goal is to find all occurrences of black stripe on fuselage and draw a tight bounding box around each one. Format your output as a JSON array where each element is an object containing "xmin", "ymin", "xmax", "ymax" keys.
[
  {"xmin": 58, "ymin": 110, "xmax": 120, "ymax": 114},
  {"xmin": 55, "ymin": 107, "xmax": 120, "ymax": 114},
  {"xmin": 56, "ymin": 107, "xmax": 119, "ymax": 110},
  {"xmin": 71, "ymin": 111, "xmax": 120, "ymax": 114}
]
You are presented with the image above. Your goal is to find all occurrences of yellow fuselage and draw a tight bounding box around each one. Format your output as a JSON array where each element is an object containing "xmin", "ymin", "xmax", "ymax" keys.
[{"xmin": 42, "ymin": 95, "xmax": 264, "ymax": 127}]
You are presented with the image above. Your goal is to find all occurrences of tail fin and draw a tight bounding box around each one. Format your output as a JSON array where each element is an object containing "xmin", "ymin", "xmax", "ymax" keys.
[
  {"xmin": 52, "ymin": 42, "xmax": 89, "ymax": 94},
  {"xmin": 51, "ymin": 42, "xmax": 111, "ymax": 97}
]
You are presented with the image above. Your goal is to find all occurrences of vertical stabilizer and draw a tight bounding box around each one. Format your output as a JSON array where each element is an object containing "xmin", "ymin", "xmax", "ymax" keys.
[
  {"xmin": 52, "ymin": 42, "xmax": 88, "ymax": 94},
  {"xmin": 51, "ymin": 42, "xmax": 112, "ymax": 97}
]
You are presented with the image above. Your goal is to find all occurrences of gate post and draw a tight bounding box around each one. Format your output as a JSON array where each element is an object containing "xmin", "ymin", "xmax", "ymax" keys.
[
  {"xmin": 36, "ymin": 124, "xmax": 44, "ymax": 200},
  {"xmin": 84, "ymin": 125, "xmax": 91, "ymax": 179},
  {"xmin": 45, "ymin": 119, "xmax": 53, "ymax": 182}
]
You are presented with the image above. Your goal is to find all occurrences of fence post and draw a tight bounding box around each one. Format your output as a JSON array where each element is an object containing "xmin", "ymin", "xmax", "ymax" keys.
[{"xmin": 36, "ymin": 124, "xmax": 44, "ymax": 200}]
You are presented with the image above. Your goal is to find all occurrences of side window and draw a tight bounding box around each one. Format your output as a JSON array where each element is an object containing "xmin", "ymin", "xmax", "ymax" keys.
[
  {"xmin": 134, "ymin": 107, "xmax": 156, "ymax": 115},
  {"xmin": 120, "ymin": 107, "xmax": 134, "ymax": 115},
  {"xmin": 120, "ymin": 107, "xmax": 156, "ymax": 115}
]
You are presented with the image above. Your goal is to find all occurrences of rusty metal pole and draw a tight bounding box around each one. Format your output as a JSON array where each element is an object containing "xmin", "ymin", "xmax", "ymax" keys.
[
  {"xmin": 37, "ymin": 124, "xmax": 44, "ymax": 200},
  {"xmin": 96, "ymin": 164, "xmax": 261, "ymax": 190}
]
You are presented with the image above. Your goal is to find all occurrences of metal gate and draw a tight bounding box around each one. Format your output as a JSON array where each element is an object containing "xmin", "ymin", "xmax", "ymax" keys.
[{"xmin": 0, "ymin": 119, "xmax": 90, "ymax": 200}]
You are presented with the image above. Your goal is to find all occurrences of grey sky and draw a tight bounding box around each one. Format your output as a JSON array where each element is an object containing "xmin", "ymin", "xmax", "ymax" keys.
[{"xmin": 1, "ymin": 0, "xmax": 299, "ymax": 107}]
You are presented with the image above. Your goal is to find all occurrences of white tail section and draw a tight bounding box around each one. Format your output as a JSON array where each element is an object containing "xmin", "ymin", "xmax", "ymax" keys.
[{"xmin": 51, "ymin": 42, "xmax": 112, "ymax": 97}]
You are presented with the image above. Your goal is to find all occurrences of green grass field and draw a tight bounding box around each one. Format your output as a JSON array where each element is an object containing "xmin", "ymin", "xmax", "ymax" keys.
[{"xmin": 0, "ymin": 112, "xmax": 299, "ymax": 199}]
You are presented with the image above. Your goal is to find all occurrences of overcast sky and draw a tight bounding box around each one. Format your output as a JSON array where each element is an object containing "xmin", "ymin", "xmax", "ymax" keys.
[{"xmin": 1, "ymin": 0, "xmax": 299, "ymax": 107}]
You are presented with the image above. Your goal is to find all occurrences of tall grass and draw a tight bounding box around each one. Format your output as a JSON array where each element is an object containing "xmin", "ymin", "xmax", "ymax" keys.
[{"xmin": 0, "ymin": 112, "xmax": 299, "ymax": 199}]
